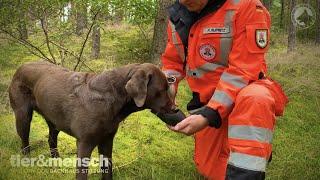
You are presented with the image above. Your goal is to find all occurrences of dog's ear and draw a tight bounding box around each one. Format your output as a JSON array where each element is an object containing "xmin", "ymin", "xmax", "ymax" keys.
[{"xmin": 125, "ymin": 69, "xmax": 151, "ymax": 107}]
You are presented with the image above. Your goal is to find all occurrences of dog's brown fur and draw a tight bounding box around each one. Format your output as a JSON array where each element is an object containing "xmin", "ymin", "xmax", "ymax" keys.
[{"xmin": 9, "ymin": 61, "xmax": 174, "ymax": 180}]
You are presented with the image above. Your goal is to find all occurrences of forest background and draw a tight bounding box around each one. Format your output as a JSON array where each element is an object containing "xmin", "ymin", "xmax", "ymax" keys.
[{"xmin": 0, "ymin": 0, "xmax": 319, "ymax": 179}]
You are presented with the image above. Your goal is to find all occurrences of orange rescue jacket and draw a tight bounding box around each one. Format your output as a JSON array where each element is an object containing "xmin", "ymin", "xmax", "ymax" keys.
[{"xmin": 161, "ymin": 0, "xmax": 271, "ymax": 120}]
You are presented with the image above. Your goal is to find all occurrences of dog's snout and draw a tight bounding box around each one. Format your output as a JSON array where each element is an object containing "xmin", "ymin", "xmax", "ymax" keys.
[
  {"xmin": 163, "ymin": 99, "xmax": 176, "ymax": 113},
  {"xmin": 170, "ymin": 104, "xmax": 177, "ymax": 111}
]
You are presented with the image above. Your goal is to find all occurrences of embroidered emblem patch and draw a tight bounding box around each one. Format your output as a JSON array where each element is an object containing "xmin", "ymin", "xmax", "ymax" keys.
[
  {"xmin": 203, "ymin": 27, "xmax": 230, "ymax": 34},
  {"xmin": 199, "ymin": 44, "xmax": 216, "ymax": 61},
  {"xmin": 256, "ymin": 29, "xmax": 268, "ymax": 48}
]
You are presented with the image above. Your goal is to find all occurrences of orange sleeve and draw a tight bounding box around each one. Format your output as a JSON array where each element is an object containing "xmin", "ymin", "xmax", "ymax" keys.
[
  {"xmin": 207, "ymin": 0, "xmax": 271, "ymax": 119},
  {"xmin": 161, "ymin": 21, "xmax": 186, "ymax": 98}
]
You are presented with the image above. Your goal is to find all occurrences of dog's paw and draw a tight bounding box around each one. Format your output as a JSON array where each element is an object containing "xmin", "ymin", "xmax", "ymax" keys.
[
  {"xmin": 50, "ymin": 148, "xmax": 60, "ymax": 158},
  {"xmin": 21, "ymin": 145, "xmax": 31, "ymax": 155}
]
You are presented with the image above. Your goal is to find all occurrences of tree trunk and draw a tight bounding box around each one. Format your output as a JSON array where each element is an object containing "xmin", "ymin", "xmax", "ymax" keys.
[
  {"xmin": 316, "ymin": 0, "xmax": 320, "ymax": 44},
  {"xmin": 151, "ymin": 0, "xmax": 174, "ymax": 64},
  {"xmin": 288, "ymin": 0, "xmax": 296, "ymax": 52},
  {"xmin": 75, "ymin": 3, "xmax": 87, "ymax": 36},
  {"xmin": 91, "ymin": 23, "xmax": 100, "ymax": 59},
  {"xmin": 18, "ymin": 0, "xmax": 28, "ymax": 40},
  {"xmin": 280, "ymin": 0, "xmax": 284, "ymax": 29}
]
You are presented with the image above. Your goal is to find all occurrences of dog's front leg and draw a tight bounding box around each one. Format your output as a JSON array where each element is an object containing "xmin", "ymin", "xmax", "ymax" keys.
[
  {"xmin": 98, "ymin": 132, "xmax": 116, "ymax": 180},
  {"xmin": 76, "ymin": 140, "xmax": 95, "ymax": 180}
]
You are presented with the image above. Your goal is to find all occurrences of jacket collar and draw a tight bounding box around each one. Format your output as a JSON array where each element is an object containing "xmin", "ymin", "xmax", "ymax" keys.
[{"xmin": 168, "ymin": 0, "xmax": 227, "ymax": 47}]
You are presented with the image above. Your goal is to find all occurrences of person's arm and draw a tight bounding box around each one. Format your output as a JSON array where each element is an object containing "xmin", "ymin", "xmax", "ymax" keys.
[
  {"xmin": 203, "ymin": 0, "xmax": 271, "ymax": 122},
  {"xmin": 161, "ymin": 21, "xmax": 186, "ymax": 100},
  {"xmin": 172, "ymin": 0, "xmax": 271, "ymax": 135}
]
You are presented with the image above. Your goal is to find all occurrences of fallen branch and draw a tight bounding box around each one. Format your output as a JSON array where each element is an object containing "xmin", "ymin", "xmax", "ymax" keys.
[
  {"xmin": 73, "ymin": 9, "xmax": 101, "ymax": 71},
  {"xmin": 82, "ymin": 62, "xmax": 96, "ymax": 73},
  {"xmin": 49, "ymin": 40, "xmax": 95, "ymax": 73},
  {"xmin": 0, "ymin": 29, "xmax": 53, "ymax": 63},
  {"xmin": 49, "ymin": 40, "xmax": 79, "ymax": 59},
  {"xmin": 40, "ymin": 16, "xmax": 57, "ymax": 64},
  {"xmin": 16, "ymin": 40, "xmax": 50, "ymax": 60}
]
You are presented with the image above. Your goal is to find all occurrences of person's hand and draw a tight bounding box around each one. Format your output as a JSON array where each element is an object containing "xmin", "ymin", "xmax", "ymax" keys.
[{"xmin": 167, "ymin": 114, "xmax": 209, "ymax": 136}]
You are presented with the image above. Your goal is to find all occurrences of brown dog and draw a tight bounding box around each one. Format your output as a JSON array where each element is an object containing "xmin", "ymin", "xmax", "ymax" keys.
[{"xmin": 9, "ymin": 61, "xmax": 175, "ymax": 180}]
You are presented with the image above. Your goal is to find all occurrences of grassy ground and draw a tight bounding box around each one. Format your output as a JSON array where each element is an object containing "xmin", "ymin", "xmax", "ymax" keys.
[{"xmin": 0, "ymin": 27, "xmax": 319, "ymax": 179}]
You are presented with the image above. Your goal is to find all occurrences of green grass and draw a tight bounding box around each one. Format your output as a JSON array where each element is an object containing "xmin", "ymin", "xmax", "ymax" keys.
[
  {"xmin": 0, "ymin": 28, "xmax": 320, "ymax": 179},
  {"xmin": 265, "ymin": 43, "xmax": 320, "ymax": 179}
]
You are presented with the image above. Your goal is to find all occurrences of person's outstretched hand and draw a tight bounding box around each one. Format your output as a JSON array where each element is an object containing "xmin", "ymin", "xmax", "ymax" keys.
[{"xmin": 167, "ymin": 114, "xmax": 208, "ymax": 136}]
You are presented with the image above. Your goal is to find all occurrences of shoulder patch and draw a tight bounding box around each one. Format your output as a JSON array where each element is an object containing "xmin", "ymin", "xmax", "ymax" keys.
[{"xmin": 255, "ymin": 29, "xmax": 268, "ymax": 48}]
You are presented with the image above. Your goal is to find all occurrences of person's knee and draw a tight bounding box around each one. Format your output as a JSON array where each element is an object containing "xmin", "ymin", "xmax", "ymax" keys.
[{"xmin": 235, "ymin": 84, "xmax": 276, "ymax": 114}]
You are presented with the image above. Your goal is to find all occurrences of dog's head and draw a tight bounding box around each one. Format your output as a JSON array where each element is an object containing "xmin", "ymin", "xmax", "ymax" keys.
[{"xmin": 125, "ymin": 63, "xmax": 176, "ymax": 113}]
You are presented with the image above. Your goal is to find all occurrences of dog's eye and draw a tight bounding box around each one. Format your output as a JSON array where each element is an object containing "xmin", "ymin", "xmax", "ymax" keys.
[{"xmin": 167, "ymin": 76, "xmax": 176, "ymax": 84}]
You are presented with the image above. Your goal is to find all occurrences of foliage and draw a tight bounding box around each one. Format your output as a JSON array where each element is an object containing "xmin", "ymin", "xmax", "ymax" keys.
[
  {"xmin": 0, "ymin": 0, "xmax": 157, "ymax": 70},
  {"xmin": 269, "ymin": 0, "xmax": 318, "ymax": 42}
]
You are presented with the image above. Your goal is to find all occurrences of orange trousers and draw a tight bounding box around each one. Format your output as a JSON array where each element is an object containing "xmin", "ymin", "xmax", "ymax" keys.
[{"xmin": 194, "ymin": 79, "xmax": 287, "ymax": 180}]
